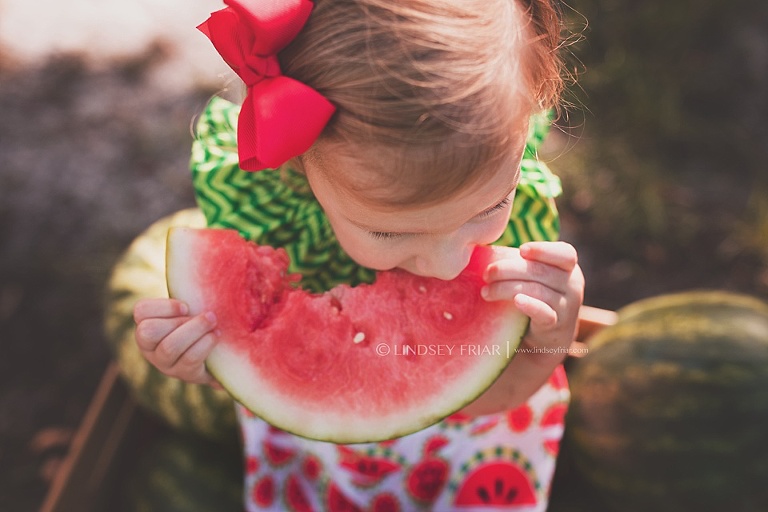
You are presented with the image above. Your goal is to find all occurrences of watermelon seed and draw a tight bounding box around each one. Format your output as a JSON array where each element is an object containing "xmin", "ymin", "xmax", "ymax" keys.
[
  {"xmin": 419, "ymin": 285, "xmax": 427, "ymax": 293},
  {"xmin": 443, "ymin": 311, "xmax": 453, "ymax": 320},
  {"xmin": 353, "ymin": 332, "xmax": 366, "ymax": 344}
]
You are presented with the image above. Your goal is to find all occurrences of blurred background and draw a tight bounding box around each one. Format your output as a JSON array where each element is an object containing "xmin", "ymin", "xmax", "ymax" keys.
[{"xmin": 0, "ymin": 0, "xmax": 766, "ymax": 509}]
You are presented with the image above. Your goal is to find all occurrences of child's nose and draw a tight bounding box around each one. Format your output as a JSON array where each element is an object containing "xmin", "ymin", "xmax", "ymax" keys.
[{"xmin": 414, "ymin": 242, "xmax": 473, "ymax": 280}]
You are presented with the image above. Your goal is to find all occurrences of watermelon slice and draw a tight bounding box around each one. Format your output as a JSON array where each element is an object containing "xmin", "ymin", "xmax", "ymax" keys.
[{"xmin": 166, "ymin": 228, "xmax": 528, "ymax": 443}]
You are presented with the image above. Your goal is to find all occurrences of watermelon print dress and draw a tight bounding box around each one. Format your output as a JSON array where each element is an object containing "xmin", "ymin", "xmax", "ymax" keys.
[{"xmin": 190, "ymin": 97, "xmax": 570, "ymax": 512}]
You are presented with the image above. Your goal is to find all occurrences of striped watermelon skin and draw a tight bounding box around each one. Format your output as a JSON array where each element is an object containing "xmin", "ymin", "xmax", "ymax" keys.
[
  {"xmin": 565, "ymin": 291, "xmax": 768, "ymax": 512},
  {"xmin": 120, "ymin": 430, "xmax": 243, "ymax": 512},
  {"xmin": 103, "ymin": 208, "xmax": 238, "ymax": 442}
]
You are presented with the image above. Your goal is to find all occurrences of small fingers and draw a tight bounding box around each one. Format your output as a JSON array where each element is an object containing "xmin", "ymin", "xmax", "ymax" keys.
[
  {"xmin": 513, "ymin": 294, "xmax": 558, "ymax": 328},
  {"xmin": 519, "ymin": 241, "xmax": 578, "ymax": 272},
  {"xmin": 482, "ymin": 279, "xmax": 562, "ymax": 318},
  {"xmin": 135, "ymin": 316, "xmax": 186, "ymax": 352},
  {"xmin": 485, "ymin": 259, "xmax": 569, "ymax": 295},
  {"xmin": 170, "ymin": 332, "xmax": 220, "ymax": 384},
  {"xmin": 134, "ymin": 298, "xmax": 189, "ymax": 323},
  {"xmin": 176, "ymin": 330, "xmax": 218, "ymax": 368},
  {"xmin": 151, "ymin": 312, "xmax": 218, "ymax": 369}
]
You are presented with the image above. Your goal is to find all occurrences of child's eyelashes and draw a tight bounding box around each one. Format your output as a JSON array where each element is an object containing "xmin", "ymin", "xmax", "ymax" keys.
[
  {"xmin": 477, "ymin": 197, "xmax": 512, "ymax": 218},
  {"xmin": 366, "ymin": 197, "xmax": 512, "ymax": 241},
  {"xmin": 368, "ymin": 231, "xmax": 405, "ymax": 240}
]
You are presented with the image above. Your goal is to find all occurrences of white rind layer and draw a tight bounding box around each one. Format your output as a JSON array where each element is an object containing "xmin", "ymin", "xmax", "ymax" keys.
[{"xmin": 166, "ymin": 227, "xmax": 207, "ymax": 314}]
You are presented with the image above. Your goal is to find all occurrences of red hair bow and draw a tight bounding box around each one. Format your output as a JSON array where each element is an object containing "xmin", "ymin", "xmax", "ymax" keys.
[{"xmin": 198, "ymin": 0, "xmax": 335, "ymax": 171}]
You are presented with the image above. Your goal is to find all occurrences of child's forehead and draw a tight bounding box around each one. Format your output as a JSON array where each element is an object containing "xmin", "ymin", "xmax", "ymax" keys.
[
  {"xmin": 306, "ymin": 117, "xmax": 529, "ymax": 208},
  {"xmin": 307, "ymin": 150, "xmax": 520, "ymax": 234}
]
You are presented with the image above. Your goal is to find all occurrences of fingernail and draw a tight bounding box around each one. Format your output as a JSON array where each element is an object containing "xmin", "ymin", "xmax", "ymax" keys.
[
  {"xmin": 481, "ymin": 286, "xmax": 490, "ymax": 300},
  {"xmin": 179, "ymin": 303, "xmax": 189, "ymax": 315},
  {"xmin": 205, "ymin": 312, "xmax": 217, "ymax": 324}
]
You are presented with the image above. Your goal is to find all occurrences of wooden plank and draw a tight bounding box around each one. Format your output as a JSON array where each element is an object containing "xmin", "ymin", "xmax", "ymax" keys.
[
  {"xmin": 576, "ymin": 305, "xmax": 619, "ymax": 341},
  {"xmin": 39, "ymin": 363, "xmax": 156, "ymax": 512},
  {"xmin": 567, "ymin": 305, "xmax": 618, "ymax": 358}
]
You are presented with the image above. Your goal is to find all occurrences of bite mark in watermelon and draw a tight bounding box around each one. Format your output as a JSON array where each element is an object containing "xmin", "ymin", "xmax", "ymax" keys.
[{"xmin": 166, "ymin": 228, "xmax": 528, "ymax": 443}]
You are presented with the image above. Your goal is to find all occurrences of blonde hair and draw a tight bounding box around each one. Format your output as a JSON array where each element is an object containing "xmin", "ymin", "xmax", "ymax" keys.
[{"xmin": 280, "ymin": 0, "xmax": 565, "ymax": 207}]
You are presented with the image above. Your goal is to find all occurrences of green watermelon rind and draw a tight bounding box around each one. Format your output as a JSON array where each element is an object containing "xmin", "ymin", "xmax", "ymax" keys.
[
  {"xmin": 615, "ymin": 289, "xmax": 768, "ymax": 324},
  {"xmin": 587, "ymin": 290, "xmax": 768, "ymax": 352},
  {"xmin": 565, "ymin": 290, "xmax": 768, "ymax": 512},
  {"xmin": 167, "ymin": 227, "xmax": 528, "ymax": 444}
]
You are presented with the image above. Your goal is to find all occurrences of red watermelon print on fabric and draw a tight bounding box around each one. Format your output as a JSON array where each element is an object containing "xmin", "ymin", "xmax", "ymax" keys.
[
  {"xmin": 237, "ymin": 363, "xmax": 569, "ymax": 512},
  {"xmin": 450, "ymin": 447, "xmax": 540, "ymax": 509},
  {"xmin": 337, "ymin": 446, "xmax": 404, "ymax": 488}
]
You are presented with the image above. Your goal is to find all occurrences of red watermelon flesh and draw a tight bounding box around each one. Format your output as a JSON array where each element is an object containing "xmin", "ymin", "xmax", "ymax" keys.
[{"xmin": 166, "ymin": 227, "xmax": 528, "ymax": 443}]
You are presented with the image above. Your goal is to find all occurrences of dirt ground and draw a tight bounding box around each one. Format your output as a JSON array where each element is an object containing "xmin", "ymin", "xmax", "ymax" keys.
[
  {"xmin": 0, "ymin": 51, "xmax": 210, "ymax": 509},
  {"xmin": 2, "ymin": 8, "xmax": 767, "ymax": 511}
]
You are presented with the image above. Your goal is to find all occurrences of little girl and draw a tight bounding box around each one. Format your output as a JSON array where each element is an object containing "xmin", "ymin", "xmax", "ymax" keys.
[{"xmin": 134, "ymin": 0, "xmax": 584, "ymax": 510}]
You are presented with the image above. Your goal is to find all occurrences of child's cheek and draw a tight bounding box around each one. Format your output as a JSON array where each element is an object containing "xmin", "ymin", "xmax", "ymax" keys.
[
  {"xmin": 334, "ymin": 228, "xmax": 403, "ymax": 271},
  {"xmin": 473, "ymin": 212, "xmax": 512, "ymax": 246}
]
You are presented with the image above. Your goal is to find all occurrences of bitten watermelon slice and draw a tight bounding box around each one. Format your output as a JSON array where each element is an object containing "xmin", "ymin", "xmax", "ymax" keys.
[{"xmin": 166, "ymin": 228, "xmax": 527, "ymax": 443}]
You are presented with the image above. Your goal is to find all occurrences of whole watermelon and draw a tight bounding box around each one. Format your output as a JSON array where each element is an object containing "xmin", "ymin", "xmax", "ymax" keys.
[
  {"xmin": 103, "ymin": 208, "xmax": 238, "ymax": 442},
  {"xmin": 565, "ymin": 290, "xmax": 768, "ymax": 512}
]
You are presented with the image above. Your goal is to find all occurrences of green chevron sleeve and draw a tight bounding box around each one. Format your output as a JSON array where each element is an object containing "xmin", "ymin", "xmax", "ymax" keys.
[{"xmin": 496, "ymin": 111, "xmax": 562, "ymax": 246}]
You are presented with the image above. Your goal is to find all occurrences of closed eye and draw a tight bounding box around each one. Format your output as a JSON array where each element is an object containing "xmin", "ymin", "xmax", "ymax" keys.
[
  {"xmin": 368, "ymin": 231, "xmax": 405, "ymax": 240},
  {"xmin": 367, "ymin": 197, "xmax": 512, "ymax": 240},
  {"xmin": 477, "ymin": 197, "xmax": 512, "ymax": 218}
]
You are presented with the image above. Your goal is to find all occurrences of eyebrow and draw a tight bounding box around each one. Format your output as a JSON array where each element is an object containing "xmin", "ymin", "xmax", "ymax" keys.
[{"xmin": 350, "ymin": 180, "xmax": 519, "ymax": 235}]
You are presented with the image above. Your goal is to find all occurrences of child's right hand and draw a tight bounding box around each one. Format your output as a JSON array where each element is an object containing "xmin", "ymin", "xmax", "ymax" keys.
[{"xmin": 133, "ymin": 298, "xmax": 221, "ymax": 387}]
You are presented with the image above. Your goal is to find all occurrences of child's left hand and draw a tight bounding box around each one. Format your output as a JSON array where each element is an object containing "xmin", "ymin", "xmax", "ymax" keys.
[
  {"xmin": 482, "ymin": 241, "xmax": 585, "ymax": 361},
  {"xmin": 459, "ymin": 240, "xmax": 583, "ymax": 416}
]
